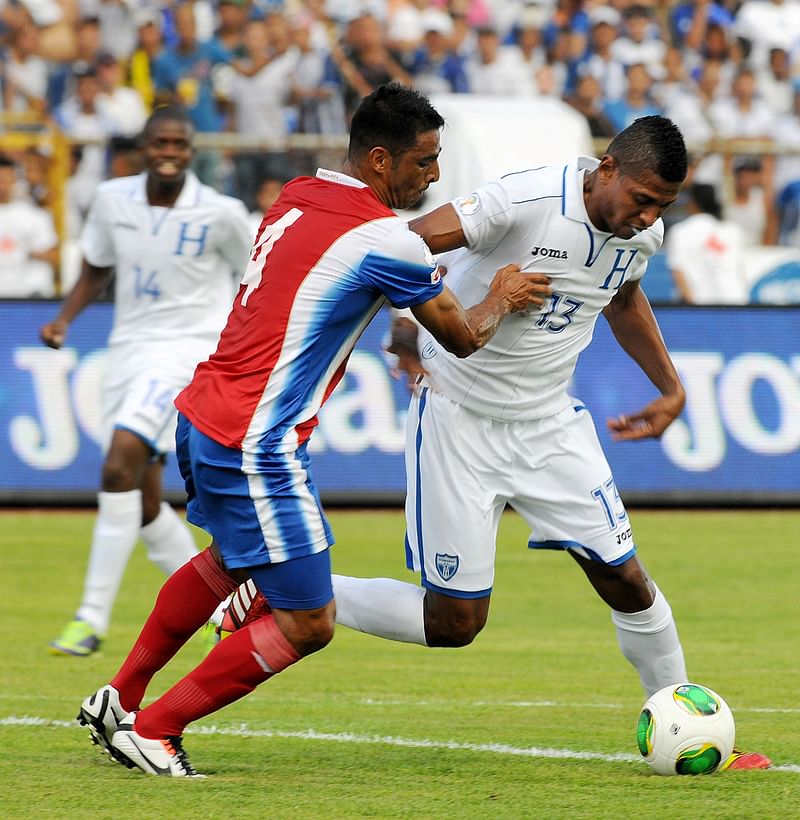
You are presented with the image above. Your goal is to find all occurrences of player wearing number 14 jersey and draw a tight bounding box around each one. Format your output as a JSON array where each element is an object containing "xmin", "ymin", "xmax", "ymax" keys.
[{"xmin": 42, "ymin": 106, "xmax": 252, "ymax": 657}]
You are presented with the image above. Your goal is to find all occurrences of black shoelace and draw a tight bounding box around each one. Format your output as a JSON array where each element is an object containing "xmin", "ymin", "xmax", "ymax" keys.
[{"xmin": 167, "ymin": 736, "xmax": 200, "ymax": 776}]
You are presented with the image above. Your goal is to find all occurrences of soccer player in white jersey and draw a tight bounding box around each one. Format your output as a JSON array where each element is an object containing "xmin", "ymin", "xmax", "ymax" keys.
[
  {"xmin": 75, "ymin": 84, "xmax": 550, "ymax": 776},
  {"xmin": 41, "ymin": 106, "xmax": 253, "ymax": 657},
  {"xmin": 330, "ymin": 116, "xmax": 770, "ymax": 770}
]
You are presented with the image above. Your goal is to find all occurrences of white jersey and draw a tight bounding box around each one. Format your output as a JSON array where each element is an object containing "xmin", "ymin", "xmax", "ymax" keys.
[
  {"xmin": 418, "ymin": 157, "xmax": 663, "ymax": 421},
  {"xmin": 0, "ymin": 200, "xmax": 57, "ymax": 297},
  {"xmin": 665, "ymin": 212, "xmax": 747, "ymax": 304},
  {"xmin": 80, "ymin": 171, "xmax": 252, "ymax": 361}
]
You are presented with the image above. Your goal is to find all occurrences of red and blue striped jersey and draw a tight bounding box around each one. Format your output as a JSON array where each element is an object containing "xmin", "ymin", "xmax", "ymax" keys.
[{"xmin": 176, "ymin": 170, "xmax": 442, "ymax": 454}]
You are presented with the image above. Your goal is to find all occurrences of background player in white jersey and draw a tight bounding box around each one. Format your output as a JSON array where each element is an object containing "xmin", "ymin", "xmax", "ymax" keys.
[
  {"xmin": 40, "ymin": 106, "xmax": 253, "ymax": 657},
  {"xmin": 76, "ymin": 84, "xmax": 551, "ymax": 776},
  {"xmin": 330, "ymin": 116, "xmax": 769, "ymax": 770}
]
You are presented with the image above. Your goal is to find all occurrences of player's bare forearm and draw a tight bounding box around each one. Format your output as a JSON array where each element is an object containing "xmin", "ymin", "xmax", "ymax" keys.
[
  {"xmin": 40, "ymin": 262, "xmax": 112, "ymax": 348},
  {"xmin": 603, "ymin": 282, "xmax": 685, "ymax": 440},
  {"xmin": 409, "ymin": 204, "xmax": 467, "ymax": 254}
]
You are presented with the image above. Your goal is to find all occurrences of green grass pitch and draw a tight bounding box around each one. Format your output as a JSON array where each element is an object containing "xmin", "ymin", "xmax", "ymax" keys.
[{"xmin": 1, "ymin": 508, "xmax": 798, "ymax": 818}]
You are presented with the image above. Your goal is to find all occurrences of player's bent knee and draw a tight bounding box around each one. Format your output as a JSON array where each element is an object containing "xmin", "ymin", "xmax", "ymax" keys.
[
  {"xmin": 274, "ymin": 603, "xmax": 336, "ymax": 656},
  {"xmin": 423, "ymin": 594, "xmax": 489, "ymax": 648},
  {"xmin": 582, "ymin": 556, "xmax": 654, "ymax": 612}
]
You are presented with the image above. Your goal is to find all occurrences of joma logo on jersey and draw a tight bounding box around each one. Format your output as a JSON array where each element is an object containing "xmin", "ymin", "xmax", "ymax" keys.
[{"xmin": 531, "ymin": 246, "xmax": 568, "ymax": 259}]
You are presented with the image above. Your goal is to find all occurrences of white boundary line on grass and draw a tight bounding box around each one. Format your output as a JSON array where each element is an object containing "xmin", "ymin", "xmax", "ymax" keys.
[
  {"xmin": 2, "ymin": 693, "xmax": 800, "ymax": 716},
  {"xmin": 2, "ymin": 715, "xmax": 799, "ymax": 773}
]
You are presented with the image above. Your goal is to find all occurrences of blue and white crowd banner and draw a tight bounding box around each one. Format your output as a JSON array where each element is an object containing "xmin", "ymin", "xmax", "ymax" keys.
[{"xmin": 2, "ymin": 301, "xmax": 798, "ymax": 505}]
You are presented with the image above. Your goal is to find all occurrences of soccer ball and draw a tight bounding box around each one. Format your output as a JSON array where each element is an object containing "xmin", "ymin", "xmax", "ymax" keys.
[{"xmin": 636, "ymin": 683, "xmax": 735, "ymax": 776}]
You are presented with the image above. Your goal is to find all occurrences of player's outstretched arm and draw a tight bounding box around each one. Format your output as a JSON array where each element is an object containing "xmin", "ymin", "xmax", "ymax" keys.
[
  {"xmin": 603, "ymin": 280, "xmax": 686, "ymax": 441},
  {"xmin": 409, "ymin": 204, "xmax": 467, "ymax": 254},
  {"xmin": 411, "ymin": 264, "xmax": 551, "ymax": 358},
  {"xmin": 40, "ymin": 262, "xmax": 113, "ymax": 349}
]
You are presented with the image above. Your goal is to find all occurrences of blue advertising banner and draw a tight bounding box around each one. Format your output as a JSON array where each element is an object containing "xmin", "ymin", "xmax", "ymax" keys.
[{"xmin": 2, "ymin": 302, "xmax": 798, "ymax": 504}]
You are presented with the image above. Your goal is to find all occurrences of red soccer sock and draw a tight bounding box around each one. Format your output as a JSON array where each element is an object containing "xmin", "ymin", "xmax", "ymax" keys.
[
  {"xmin": 111, "ymin": 548, "xmax": 238, "ymax": 712},
  {"xmin": 135, "ymin": 614, "xmax": 300, "ymax": 739}
]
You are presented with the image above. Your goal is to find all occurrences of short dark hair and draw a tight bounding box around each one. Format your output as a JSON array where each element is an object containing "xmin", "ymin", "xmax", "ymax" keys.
[
  {"xmin": 607, "ymin": 115, "xmax": 687, "ymax": 183},
  {"xmin": 689, "ymin": 183, "xmax": 721, "ymax": 219},
  {"xmin": 348, "ymin": 83, "xmax": 444, "ymax": 160},
  {"xmin": 142, "ymin": 105, "xmax": 194, "ymax": 140},
  {"xmin": 0, "ymin": 154, "xmax": 16, "ymax": 170}
]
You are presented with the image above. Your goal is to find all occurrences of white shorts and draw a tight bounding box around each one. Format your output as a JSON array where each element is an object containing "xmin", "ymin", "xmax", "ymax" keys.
[
  {"xmin": 404, "ymin": 388, "xmax": 636, "ymax": 597},
  {"xmin": 102, "ymin": 345, "xmax": 193, "ymax": 456}
]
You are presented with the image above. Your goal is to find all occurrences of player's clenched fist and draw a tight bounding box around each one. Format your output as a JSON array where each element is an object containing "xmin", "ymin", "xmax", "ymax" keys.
[
  {"xmin": 489, "ymin": 264, "xmax": 551, "ymax": 312},
  {"xmin": 40, "ymin": 319, "xmax": 68, "ymax": 349}
]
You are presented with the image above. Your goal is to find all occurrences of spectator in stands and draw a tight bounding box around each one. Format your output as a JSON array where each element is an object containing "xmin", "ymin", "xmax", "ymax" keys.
[
  {"xmin": 667, "ymin": 182, "xmax": 748, "ymax": 304},
  {"xmin": 725, "ymin": 156, "xmax": 777, "ymax": 246},
  {"xmin": 602, "ymin": 63, "xmax": 663, "ymax": 133},
  {"xmin": 151, "ymin": 2, "xmax": 231, "ymax": 186},
  {"xmin": 665, "ymin": 56, "xmax": 720, "ymax": 144},
  {"xmin": 709, "ymin": 67, "xmax": 776, "ymax": 209},
  {"xmin": 0, "ymin": 154, "xmax": 57, "ymax": 298},
  {"xmin": 385, "ymin": 0, "xmax": 425, "ymax": 63},
  {"xmin": 652, "ymin": 47, "xmax": 690, "ymax": 110},
  {"xmin": 757, "ymin": 47, "xmax": 794, "ymax": 116},
  {"xmin": 20, "ymin": 146, "xmax": 51, "ymax": 208},
  {"xmin": 95, "ymin": 51, "xmax": 147, "ymax": 137},
  {"xmin": 665, "ymin": 183, "xmax": 748, "ymax": 305},
  {"xmin": 213, "ymin": 0, "xmax": 250, "ymax": 58},
  {"xmin": 670, "ymin": 0, "xmax": 734, "ymax": 52},
  {"xmin": 328, "ymin": 12, "xmax": 413, "ymax": 121},
  {"xmin": 501, "ymin": 3, "xmax": 547, "ymax": 80},
  {"xmin": 2, "ymin": 20, "xmax": 47, "ymax": 115},
  {"xmin": 46, "ymin": 15, "xmax": 103, "ymax": 112},
  {"xmin": 92, "ymin": 0, "xmax": 139, "ymax": 61},
  {"xmin": 576, "ymin": 7, "xmax": 626, "ymax": 103},
  {"xmin": 612, "ymin": 5, "xmax": 666, "ymax": 80},
  {"xmin": 541, "ymin": 0, "xmax": 590, "ymax": 75},
  {"xmin": 229, "ymin": 15, "xmax": 299, "ymax": 209},
  {"xmin": 466, "ymin": 24, "xmax": 534, "ymax": 96},
  {"xmin": 0, "ymin": 0, "xmax": 76, "ymax": 63},
  {"xmin": 247, "ymin": 172, "xmax": 286, "ymax": 237},
  {"xmin": 289, "ymin": 11, "xmax": 346, "ymax": 135},
  {"xmin": 408, "ymin": 8, "xmax": 469, "ymax": 96},
  {"xmin": 128, "ymin": 8, "xmax": 165, "ymax": 112},
  {"xmin": 773, "ymin": 82, "xmax": 800, "ymax": 245},
  {"xmin": 54, "ymin": 62, "xmax": 117, "ymax": 212},
  {"xmin": 565, "ymin": 73, "xmax": 617, "ymax": 138},
  {"xmin": 107, "ymin": 134, "xmax": 143, "ymax": 179},
  {"xmin": 733, "ymin": 0, "xmax": 800, "ymax": 72}
]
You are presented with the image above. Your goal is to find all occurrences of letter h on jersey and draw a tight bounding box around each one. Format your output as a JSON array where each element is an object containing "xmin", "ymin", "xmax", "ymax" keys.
[
  {"xmin": 599, "ymin": 248, "xmax": 639, "ymax": 290},
  {"xmin": 174, "ymin": 222, "xmax": 210, "ymax": 257}
]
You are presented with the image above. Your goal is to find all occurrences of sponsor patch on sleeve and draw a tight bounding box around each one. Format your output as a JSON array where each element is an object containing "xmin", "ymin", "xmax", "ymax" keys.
[{"xmin": 456, "ymin": 193, "xmax": 481, "ymax": 216}]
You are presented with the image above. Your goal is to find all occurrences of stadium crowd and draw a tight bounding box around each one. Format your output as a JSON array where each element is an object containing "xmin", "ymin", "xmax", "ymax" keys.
[{"xmin": 1, "ymin": 0, "xmax": 800, "ymax": 300}]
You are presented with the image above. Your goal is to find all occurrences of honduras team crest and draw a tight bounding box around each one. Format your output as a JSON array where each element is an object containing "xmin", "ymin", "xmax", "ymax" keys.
[{"xmin": 435, "ymin": 553, "xmax": 459, "ymax": 581}]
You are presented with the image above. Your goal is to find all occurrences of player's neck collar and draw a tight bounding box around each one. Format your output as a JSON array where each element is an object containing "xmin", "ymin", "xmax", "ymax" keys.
[{"xmin": 315, "ymin": 168, "xmax": 368, "ymax": 188}]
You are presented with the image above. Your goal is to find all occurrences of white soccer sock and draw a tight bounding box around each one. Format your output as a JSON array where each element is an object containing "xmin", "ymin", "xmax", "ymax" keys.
[
  {"xmin": 332, "ymin": 574, "xmax": 427, "ymax": 645},
  {"xmin": 611, "ymin": 584, "xmax": 688, "ymax": 697},
  {"xmin": 140, "ymin": 502, "xmax": 198, "ymax": 575},
  {"xmin": 139, "ymin": 502, "xmax": 227, "ymax": 627},
  {"xmin": 76, "ymin": 489, "xmax": 142, "ymax": 635}
]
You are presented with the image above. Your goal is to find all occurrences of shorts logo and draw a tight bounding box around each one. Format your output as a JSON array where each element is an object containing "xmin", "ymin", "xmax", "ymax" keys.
[
  {"xmin": 457, "ymin": 194, "xmax": 481, "ymax": 215},
  {"xmin": 531, "ymin": 246, "xmax": 568, "ymax": 259},
  {"xmin": 431, "ymin": 266, "xmax": 441, "ymax": 284},
  {"xmin": 435, "ymin": 553, "xmax": 459, "ymax": 581}
]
